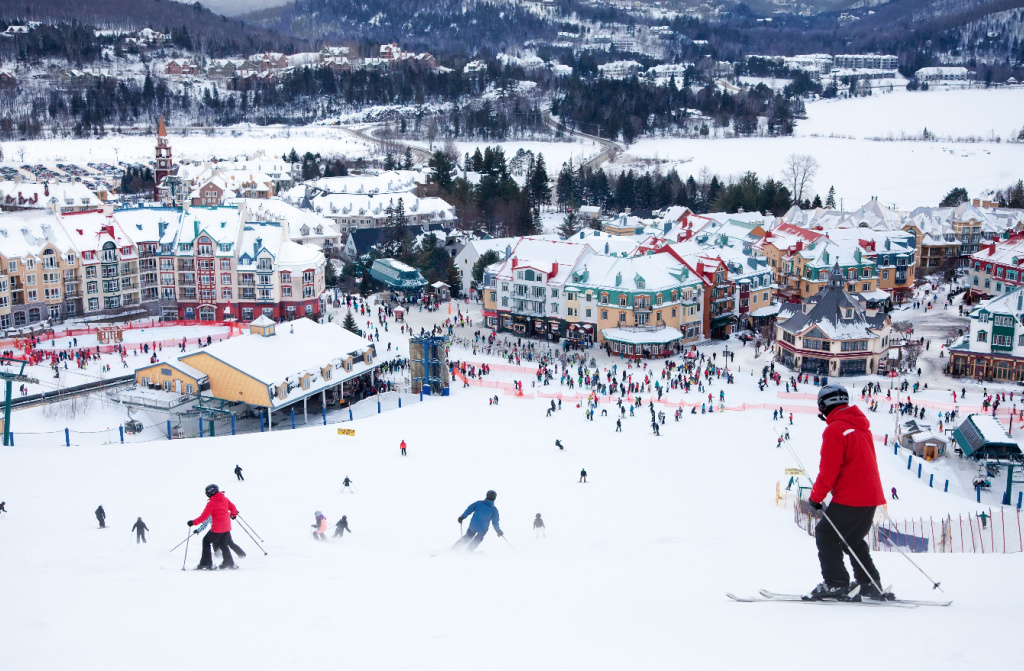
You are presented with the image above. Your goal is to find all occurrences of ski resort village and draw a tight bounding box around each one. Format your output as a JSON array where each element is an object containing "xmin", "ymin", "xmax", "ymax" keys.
[{"xmin": 5, "ymin": 3, "xmax": 1024, "ymax": 668}]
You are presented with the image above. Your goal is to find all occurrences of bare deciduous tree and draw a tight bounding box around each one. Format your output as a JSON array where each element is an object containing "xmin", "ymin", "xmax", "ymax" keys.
[{"xmin": 782, "ymin": 154, "xmax": 819, "ymax": 203}]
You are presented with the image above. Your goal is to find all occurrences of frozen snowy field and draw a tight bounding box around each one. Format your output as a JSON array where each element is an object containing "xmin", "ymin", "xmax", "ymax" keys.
[
  {"xmin": 1, "ymin": 335, "xmax": 1021, "ymax": 669},
  {"xmin": 616, "ymin": 87, "xmax": 1024, "ymax": 207}
]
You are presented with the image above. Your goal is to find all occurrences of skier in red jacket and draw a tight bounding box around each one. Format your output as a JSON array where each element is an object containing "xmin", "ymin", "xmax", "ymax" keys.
[
  {"xmin": 806, "ymin": 385, "xmax": 891, "ymax": 601},
  {"xmin": 188, "ymin": 484, "xmax": 239, "ymax": 570}
]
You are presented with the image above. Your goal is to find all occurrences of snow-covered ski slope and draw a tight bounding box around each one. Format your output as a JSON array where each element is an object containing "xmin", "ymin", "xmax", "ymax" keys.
[{"xmin": 0, "ymin": 349, "xmax": 1019, "ymax": 670}]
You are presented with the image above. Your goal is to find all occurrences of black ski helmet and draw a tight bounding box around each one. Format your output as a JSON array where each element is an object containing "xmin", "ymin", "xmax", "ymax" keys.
[
  {"xmin": 817, "ymin": 384, "xmax": 850, "ymax": 418},
  {"xmin": 205, "ymin": 484, "xmax": 219, "ymax": 498},
  {"xmin": 535, "ymin": 513, "xmax": 542, "ymax": 518},
  {"xmin": 486, "ymin": 490, "xmax": 497, "ymax": 501}
]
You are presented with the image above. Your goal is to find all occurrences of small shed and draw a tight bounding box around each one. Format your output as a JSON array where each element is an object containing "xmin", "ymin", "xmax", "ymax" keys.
[
  {"xmin": 394, "ymin": 306, "xmax": 405, "ymax": 322},
  {"xmin": 899, "ymin": 420, "xmax": 947, "ymax": 460},
  {"xmin": 429, "ymin": 281, "xmax": 451, "ymax": 301},
  {"xmin": 952, "ymin": 414, "xmax": 1022, "ymax": 459},
  {"xmin": 97, "ymin": 325, "xmax": 123, "ymax": 344}
]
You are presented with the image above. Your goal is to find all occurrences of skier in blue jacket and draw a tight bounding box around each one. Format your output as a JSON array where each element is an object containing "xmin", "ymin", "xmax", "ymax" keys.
[{"xmin": 455, "ymin": 490, "xmax": 503, "ymax": 551}]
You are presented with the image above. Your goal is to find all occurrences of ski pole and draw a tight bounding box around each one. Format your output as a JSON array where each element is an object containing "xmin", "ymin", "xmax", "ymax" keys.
[
  {"xmin": 878, "ymin": 506, "xmax": 944, "ymax": 591},
  {"xmin": 235, "ymin": 518, "xmax": 268, "ymax": 555},
  {"xmin": 237, "ymin": 515, "xmax": 264, "ymax": 542},
  {"xmin": 181, "ymin": 529, "xmax": 192, "ymax": 571},
  {"xmin": 779, "ymin": 433, "xmax": 887, "ymax": 597},
  {"xmin": 170, "ymin": 531, "xmax": 192, "ymax": 553},
  {"xmin": 501, "ymin": 535, "xmax": 518, "ymax": 553}
]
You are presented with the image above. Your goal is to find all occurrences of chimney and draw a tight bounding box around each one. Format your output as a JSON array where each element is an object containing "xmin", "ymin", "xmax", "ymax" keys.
[
  {"xmin": 604, "ymin": 242, "xmax": 610, "ymax": 254},
  {"xmin": 504, "ymin": 245, "xmax": 511, "ymax": 259}
]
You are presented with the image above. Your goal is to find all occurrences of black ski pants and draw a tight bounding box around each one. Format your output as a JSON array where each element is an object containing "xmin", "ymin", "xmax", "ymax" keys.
[
  {"xmin": 199, "ymin": 531, "xmax": 239, "ymax": 567},
  {"xmin": 815, "ymin": 503, "xmax": 880, "ymax": 587},
  {"xmin": 136, "ymin": 530, "xmax": 147, "ymax": 543}
]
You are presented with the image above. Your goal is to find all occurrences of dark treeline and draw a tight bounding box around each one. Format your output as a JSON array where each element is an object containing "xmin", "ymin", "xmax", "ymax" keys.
[
  {"xmin": 427, "ymin": 145, "xmax": 551, "ymax": 238},
  {"xmin": 555, "ymin": 162, "xmax": 806, "ymax": 218},
  {"xmin": 249, "ymin": 0, "xmax": 553, "ymax": 56},
  {"xmin": 552, "ymin": 76, "xmax": 801, "ymax": 141},
  {"xmin": 1, "ymin": 0, "xmax": 299, "ymax": 62}
]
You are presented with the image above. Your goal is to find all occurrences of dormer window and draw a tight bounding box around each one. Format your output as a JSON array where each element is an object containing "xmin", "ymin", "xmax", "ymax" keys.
[{"xmin": 845, "ymin": 308, "xmax": 853, "ymax": 319}]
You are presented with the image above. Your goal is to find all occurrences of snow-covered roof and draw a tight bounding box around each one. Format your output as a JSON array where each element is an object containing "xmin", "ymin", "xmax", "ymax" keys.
[
  {"xmin": 181, "ymin": 318, "xmax": 386, "ymax": 410},
  {"xmin": 601, "ymin": 326, "xmax": 683, "ymax": 344},
  {"xmin": 967, "ymin": 414, "xmax": 1014, "ymax": 444},
  {"xmin": 495, "ymin": 238, "xmax": 593, "ymax": 286},
  {"xmin": 0, "ymin": 180, "xmax": 101, "ymax": 210},
  {"xmin": 0, "ymin": 209, "xmax": 77, "ymax": 258}
]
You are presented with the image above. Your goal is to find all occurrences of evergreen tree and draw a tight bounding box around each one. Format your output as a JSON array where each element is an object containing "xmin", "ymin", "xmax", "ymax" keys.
[
  {"xmin": 402, "ymin": 147, "xmax": 414, "ymax": 170},
  {"xmin": 559, "ymin": 208, "xmax": 582, "ymax": 238},
  {"xmin": 811, "ymin": 194, "xmax": 823, "ymax": 208},
  {"xmin": 825, "ymin": 186, "xmax": 836, "ymax": 209},
  {"xmin": 383, "ymin": 151, "xmax": 397, "ymax": 171},
  {"xmin": 428, "ymin": 151, "xmax": 456, "ymax": 192},
  {"xmin": 528, "ymin": 153, "xmax": 552, "ymax": 209},
  {"xmin": 939, "ymin": 187, "xmax": 968, "ymax": 208},
  {"xmin": 324, "ymin": 260, "xmax": 338, "ymax": 287},
  {"xmin": 341, "ymin": 310, "xmax": 359, "ymax": 335}
]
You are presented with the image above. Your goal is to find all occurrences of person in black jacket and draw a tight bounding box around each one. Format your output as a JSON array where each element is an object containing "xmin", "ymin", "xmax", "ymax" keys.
[
  {"xmin": 95, "ymin": 505, "xmax": 106, "ymax": 528},
  {"xmin": 0, "ymin": 501, "xmax": 6, "ymax": 515},
  {"xmin": 132, "ymin": 517, "xmax": 149, "ymax": 543},
  {"xmin": 533, "ymin": 513, "xmax": 546, "ymax": 539},
  {"xmin": 234, "ymin": 465, "xmax": 244, "ymax": 481},
  {"xmin": 333, "ymin": 515, "xmax": 351, "ymax": 538}
]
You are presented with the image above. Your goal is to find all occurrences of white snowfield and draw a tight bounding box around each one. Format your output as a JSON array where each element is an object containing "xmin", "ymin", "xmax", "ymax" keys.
[{"xmin": 1, "ymin": 333, "xmax": 1020, "ymax": 669}]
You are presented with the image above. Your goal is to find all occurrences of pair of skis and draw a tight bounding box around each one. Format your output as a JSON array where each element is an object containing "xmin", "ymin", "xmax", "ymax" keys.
[{"xmin": 727, "ymin": 588, "xmax": 951, "ymax": 608}]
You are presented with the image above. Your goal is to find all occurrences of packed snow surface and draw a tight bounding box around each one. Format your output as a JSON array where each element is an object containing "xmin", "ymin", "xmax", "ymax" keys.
[{"xmin": 1, "ymin": 292, "xmax": 1022, "ymax": 670}]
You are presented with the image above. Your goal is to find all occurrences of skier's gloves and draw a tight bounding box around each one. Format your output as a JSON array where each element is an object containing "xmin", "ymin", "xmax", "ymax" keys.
[
  {"xmin": 187, "ymin": 520, "xmax": 194, "ymax": 526},
  {"xmin": 497, "ymin": 531, "xmax": 504, "ymax": 537},
  {"xmin": 458, "ymin": 516, "xmax": 465, "ymax": 523},
  {"xmin": 231, "ymin": 515, "xmax": 237, "ymax": 520},
  {"xmin": 808, "ymin": 500, "xmax": 824, "ymax": 511}
]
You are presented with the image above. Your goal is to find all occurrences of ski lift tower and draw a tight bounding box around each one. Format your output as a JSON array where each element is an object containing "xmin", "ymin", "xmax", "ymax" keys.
[
  {"xmin": 409, "ymin": 335, "xmax": 450, "ymax": 395},
  {"xmin": 1, "ymin": 356, "xmax": 40, "ymax": 446}
]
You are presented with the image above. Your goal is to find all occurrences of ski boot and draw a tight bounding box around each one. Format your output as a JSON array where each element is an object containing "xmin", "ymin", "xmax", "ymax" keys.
[
  {"xmin": 851, "ymin": 580, "xmax": 895, "ymax": 602},
  {"xmin": 803, "ymin": 581, "xmax": 852, "ymax": 601}
]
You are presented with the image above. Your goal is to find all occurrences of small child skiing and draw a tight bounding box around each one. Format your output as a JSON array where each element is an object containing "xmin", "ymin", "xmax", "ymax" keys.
[
  {"xmin": 579, "ymin": 468, "xmax": 588, "ymax": 483},
  {"xmin": 890, "ymin": 487, "xmax": 899, "ymax": 500},
  {"xmin": 533, "ymin": 513, "xmax": 546, "ymax": 539},
  {"xmin": 311, "ymin": 511, "xmax": 328, "ymax": 540},
  {"xmin": 234, "ymin": 465, "xmax": 244, "ymax": 481},
  {"xmin": 400, "ymin": 439, "xmax": 407, "ymax": 456},
  {"xmin": 334, "ymin": 515, "xmax": 351, "ymax": 538},
  {"xmin": 95, "ymin": 505, "xmax": 106, "ymax": 529},
  {"xmin": 0, "ymin": 501, "xmax": 6, "ymax": 515},
  {"xmin": 132, "ymin": 517, "xmax": 149, "ymax": 543},
  {"xmin": 342, "ymin": 476, "xmax": 354, "ymax": 493}
]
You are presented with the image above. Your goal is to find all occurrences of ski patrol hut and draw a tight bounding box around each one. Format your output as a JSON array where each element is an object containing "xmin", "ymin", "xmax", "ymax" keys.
[{"xmin": 428, "ymin": 281, "xmax": 451, "ymax": 301}]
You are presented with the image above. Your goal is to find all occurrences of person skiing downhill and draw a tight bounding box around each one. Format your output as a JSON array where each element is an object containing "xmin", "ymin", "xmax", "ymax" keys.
[
  {"xmin": 342, "ymin": 477, "xmax": 354, "ymax": 492},
  {"xmin": 0, "ymin": 501, "xmax": 6, "ymax": 515},
  {"xmin": 234, "ymin": 465, "xmax": 244, "ymax": 481},
  {"xmin": 533, "ymin": 513, "xmax": 546, "ymax": 539},
  {"xmin": 579, "ymin": 468, "xmax": 588, "ymax": 483},
  {"xmin": 400, "ymin": 440, "xmax": 407, "ymax": 456},
  {"xmin": 187, "ymin": 484, "xmax": 239, "ymax": 570},
  {"xmin": 334, "ymin": 515, "xmax": 351, "ymax": 538},
  {"xmin": 806, "ymin": 385, "xmax": 891, "ymax": 601},
  {"xmin": 311, "ymin": 511, "xmax": 327, "ymax": 540},
  {"xmin": 95, "ymin": 505, "xmax": 106, "ymax": 528},
  {"xmin": 131, "ymin": 517, "xmax": 149, "ymax": 543},
  {"xmin": 455, "ymin": 490, "xmax": 503, "ymax": 551}
]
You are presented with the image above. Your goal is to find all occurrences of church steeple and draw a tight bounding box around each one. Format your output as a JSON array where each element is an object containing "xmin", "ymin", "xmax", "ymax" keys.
[{"xmin": 154, "ymin": 115, "xmax": 172, "ymax": 201}]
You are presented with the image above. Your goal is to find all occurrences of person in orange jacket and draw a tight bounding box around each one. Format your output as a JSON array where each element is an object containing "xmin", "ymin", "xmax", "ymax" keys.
[{"xmin": 311, "ymin": 511, "xmax": 327, "ymax": 540}]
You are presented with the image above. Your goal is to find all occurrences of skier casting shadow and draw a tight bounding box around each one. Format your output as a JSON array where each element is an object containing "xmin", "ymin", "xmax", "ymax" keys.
[{"xmin": 454, "ymin": 490, "xmax": 503, "ymax": 551}]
